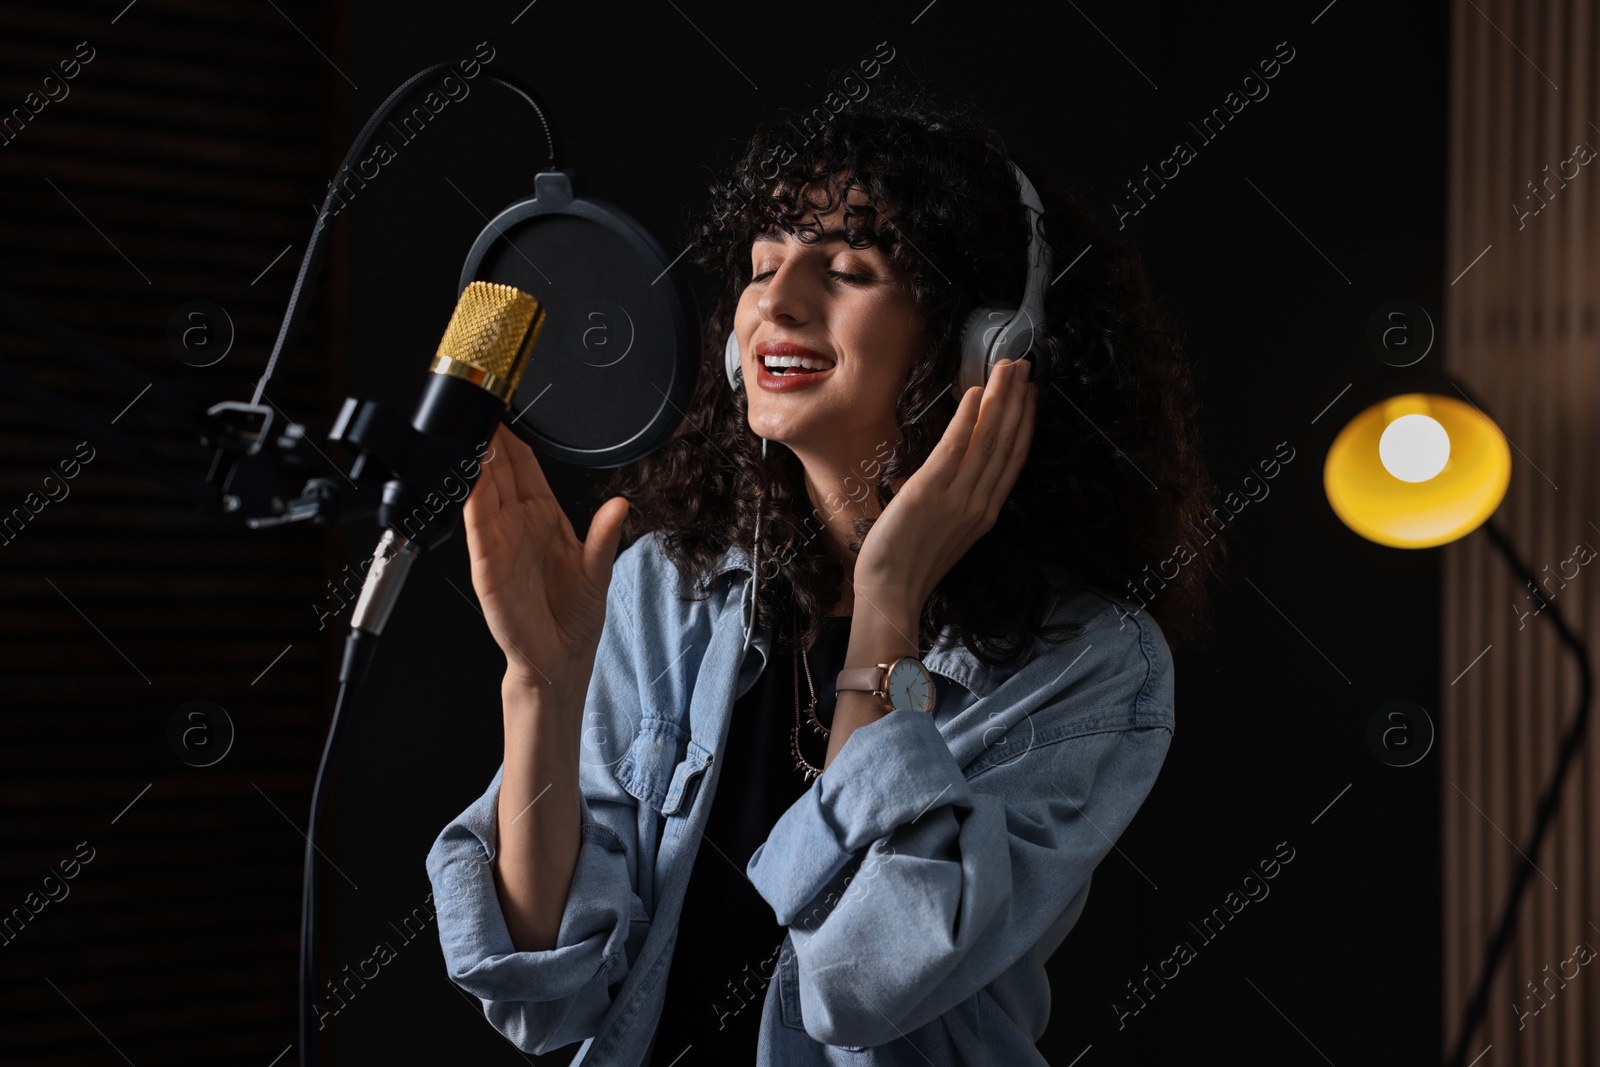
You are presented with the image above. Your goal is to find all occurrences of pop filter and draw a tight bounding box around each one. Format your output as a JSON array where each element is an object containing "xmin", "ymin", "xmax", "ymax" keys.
[{"xmin": 458, "ymin": 170, "xmax": 701, "ymax": 469}]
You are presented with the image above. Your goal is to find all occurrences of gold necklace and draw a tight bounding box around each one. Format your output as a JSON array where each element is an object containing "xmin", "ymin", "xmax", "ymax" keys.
[{"xmin": 790, "ymin": 601, "xmax": 830, "ymax": 782}]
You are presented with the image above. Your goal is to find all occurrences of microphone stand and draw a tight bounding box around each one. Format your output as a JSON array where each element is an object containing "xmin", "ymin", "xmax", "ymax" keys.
[{"xmin": 0, "ymin": 284, "xmax": 505, "ymax": 1064}]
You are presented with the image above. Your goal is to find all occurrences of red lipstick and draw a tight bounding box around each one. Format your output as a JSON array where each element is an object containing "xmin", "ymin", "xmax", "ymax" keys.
[{"xmin": 753, "ymin": 340, "xmax": 835, "ymax": 393}]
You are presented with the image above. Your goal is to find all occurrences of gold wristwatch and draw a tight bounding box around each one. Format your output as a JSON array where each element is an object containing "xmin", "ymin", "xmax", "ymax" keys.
[{"xmin": 835, "ymin": 656, "xmax": 936, "ymax": 714}]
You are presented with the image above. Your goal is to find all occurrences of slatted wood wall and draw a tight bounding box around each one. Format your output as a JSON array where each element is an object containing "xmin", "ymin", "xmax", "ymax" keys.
[
  {"xmin": 0, "ymin": 2, "xmax": 347, "ymax": 1062},
  {"xmin": 1444, "ymin": 1, "xmax": 1600, "ymax": 1063}
]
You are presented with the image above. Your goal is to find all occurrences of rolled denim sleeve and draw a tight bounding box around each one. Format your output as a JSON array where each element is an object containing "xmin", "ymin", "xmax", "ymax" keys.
[
  {"xmin": 746, "ymin": 614, "xmax": 1174, "ymax": 1048},
  {"xmin": 744, "ymin": 708, "xmax": 971, "ymax": 926},
  {"xmin": 424, "ymin": 552, "xmax": 652, "ymax": 1055},
  {"xmin": 426, "ymin": 770, "xmax": 648, "ymax": 1052}
]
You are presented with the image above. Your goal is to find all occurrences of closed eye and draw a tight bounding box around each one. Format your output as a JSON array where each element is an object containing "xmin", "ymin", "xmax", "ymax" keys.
[{"xmin": 748, "ymin": 268, "xmax": 877, "ymax": 284}]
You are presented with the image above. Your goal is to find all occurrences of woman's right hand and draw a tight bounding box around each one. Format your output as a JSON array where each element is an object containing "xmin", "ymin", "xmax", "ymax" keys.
[{"xmin": 464, "ymin": 421, "xmax": 631, "ymax": 701}]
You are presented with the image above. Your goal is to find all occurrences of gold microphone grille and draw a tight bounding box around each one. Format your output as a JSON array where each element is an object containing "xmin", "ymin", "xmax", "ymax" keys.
[{"xmin": 432, "ymin": 280, "xmax": 546, "ymax": 401}]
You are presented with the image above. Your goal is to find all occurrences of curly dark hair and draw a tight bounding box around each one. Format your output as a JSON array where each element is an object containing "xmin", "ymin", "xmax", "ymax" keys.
[{"xmin": 597, "ymin": 77, "xmax": 1225, "ymax": 665}]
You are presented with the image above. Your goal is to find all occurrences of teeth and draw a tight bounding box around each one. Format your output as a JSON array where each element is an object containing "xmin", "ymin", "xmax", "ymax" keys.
[{"xmin": 763, "ymin": 354, "xmax": 834, "ymax": 372}]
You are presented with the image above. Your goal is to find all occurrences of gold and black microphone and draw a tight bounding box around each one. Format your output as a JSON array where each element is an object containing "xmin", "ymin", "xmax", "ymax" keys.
[
  {"xmin": 350, "ymin": 280, "xmax": 545, "ymax": 638},
  {"xmin": 392, "ymin": 279, "xmax": 544, "ymax": 545}
]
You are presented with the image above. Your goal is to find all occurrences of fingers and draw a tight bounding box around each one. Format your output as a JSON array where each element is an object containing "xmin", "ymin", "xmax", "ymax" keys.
[
  {"xmin": 482, "ymin": 422, "xmax": 519, "ymax": 511},
  {"xmin": 499, "ymin": 421, "xmax": 557, "ymax": 511},
  {"xmin": 984, "ymin": 357, "xmax": 1031, "ymax": 488},
  {"xmin": 988, "ymin": 368, "xmax": 1038, "ymax": 518},
  {"xmin": 950, "ymin": 358, "xmax": 1032, "ymax": 504},
  {"xmin": 926, "ymin": 384, "xmax": 984, "ymax": 490},
  {"xmin": 492, "ymin": 421, "xmax": 580, "ymax": 542},
  {"xmin": 582, "ymin": 496, "xmax": 631, "ymax": 591},
  {"xmin": 464, "ymin": 435, "xmax": 504, "ymax": 565}
]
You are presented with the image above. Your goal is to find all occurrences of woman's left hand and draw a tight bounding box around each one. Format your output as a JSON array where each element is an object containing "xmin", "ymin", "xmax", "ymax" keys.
[{"xmin": 853, "ymin": 357, "xmax": 1040, "ymax": 615}]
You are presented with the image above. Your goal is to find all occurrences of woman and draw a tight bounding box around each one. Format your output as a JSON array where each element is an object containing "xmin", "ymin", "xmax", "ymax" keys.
[{"xmin": 427, "ymin": 82, "xmax": 1223, "ymax": 1066}]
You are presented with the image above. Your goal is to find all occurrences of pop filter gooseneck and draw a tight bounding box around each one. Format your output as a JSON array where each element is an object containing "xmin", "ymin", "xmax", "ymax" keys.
[{"xmin": 258, "ymin": 62, "xmax": 557, "ymax": 408}]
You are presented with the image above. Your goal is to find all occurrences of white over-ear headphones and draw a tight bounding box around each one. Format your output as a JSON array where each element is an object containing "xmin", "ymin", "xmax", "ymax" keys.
[{"xmin": 724, "ymin": 161, "xmax": 1053, "ymax": 400}]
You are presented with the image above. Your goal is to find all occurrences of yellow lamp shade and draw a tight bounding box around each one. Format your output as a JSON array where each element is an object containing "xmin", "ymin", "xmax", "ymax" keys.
[{"xmin": 1324, "ymin": 392, "xmax": 1511, "ymax": 548}]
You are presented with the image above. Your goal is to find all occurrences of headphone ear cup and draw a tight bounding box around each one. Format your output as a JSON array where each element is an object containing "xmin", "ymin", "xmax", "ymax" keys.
[
  {"xmin": 724, "ymin": 331, "xmax": 742, "ymax": 389},
  {"xmin": 957, "ymin": 303, "xmax": 1015, "ymax": 396},
  {"xmin": 994, "ymin": 305, "xmax": 1038, "ymax": 373}
]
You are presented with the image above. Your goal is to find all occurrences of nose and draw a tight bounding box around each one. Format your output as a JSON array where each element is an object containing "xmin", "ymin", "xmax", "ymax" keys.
[{"xmin": 756, "ymin": 257, "xmax": 811, "ymax": 328}]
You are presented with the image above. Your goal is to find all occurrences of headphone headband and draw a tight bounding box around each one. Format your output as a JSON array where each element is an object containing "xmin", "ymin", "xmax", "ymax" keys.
[{"xmin": 1006, "ymin": 163, "xmax": 1052, "ymax": 359}]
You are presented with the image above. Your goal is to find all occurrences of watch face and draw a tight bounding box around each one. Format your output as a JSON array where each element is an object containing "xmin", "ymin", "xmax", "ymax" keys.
[{"xmin": 886, "ymin": 658, "xmax": 934, "ymax": 713}]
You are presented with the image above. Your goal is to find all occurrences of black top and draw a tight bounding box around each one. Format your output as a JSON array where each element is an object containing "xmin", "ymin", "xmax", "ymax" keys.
[{"xmin": 647, "ymin": 613, "xmax": 853, "ymax": 1066}]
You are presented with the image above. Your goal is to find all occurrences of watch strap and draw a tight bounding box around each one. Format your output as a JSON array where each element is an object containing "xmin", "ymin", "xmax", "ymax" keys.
[{"xmin": 835, "ymin": 665, "xmax": 887, "ymax": 693}]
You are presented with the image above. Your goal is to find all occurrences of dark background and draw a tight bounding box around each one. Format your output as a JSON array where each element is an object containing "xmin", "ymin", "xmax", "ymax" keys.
[{"xmin": 1, "ymin": 0, "xmax": 1445, "ymax": 1064}]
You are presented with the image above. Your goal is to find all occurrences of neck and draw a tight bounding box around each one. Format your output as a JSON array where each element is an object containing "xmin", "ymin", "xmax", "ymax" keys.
[
  {"xmin": 771, "ymin": 428, "xmax": 921, "ymax": 617},
  {"xmin": 784, "ymin": 438, "xmax": 900, "ymax": 616}
]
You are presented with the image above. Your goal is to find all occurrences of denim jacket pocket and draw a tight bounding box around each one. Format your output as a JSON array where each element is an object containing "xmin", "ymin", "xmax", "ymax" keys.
[{"xmin": 611, "ymin": 716, "xmax": 714, "ymax": 816}]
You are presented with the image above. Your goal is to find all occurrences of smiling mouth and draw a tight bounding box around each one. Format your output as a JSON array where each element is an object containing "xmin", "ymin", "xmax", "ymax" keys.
[{"xmin": 761, "ymin": 355, "xmax": 836, "ymax": 375}]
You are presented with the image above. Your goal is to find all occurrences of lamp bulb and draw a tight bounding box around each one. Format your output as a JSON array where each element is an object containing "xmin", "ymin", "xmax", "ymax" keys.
[{"xmin": 1379, "ymin": 413, "xmax": 1451, "ymax": 482}]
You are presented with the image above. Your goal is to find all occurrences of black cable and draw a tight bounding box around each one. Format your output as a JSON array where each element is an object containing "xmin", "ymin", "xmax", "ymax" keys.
[
  {"xmin": 1445, "ymin": 518, "xmax": 1593, "ymax": 1067},
  {"xmin": 300, "ymin": 628, "xmax": 377, "ymax": 1067},
  {"xmin": 252, "ymin": 63, "xmax": 559, "ymax": 409}
]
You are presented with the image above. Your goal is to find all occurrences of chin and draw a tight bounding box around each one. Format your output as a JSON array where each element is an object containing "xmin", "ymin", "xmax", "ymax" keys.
[{"xmin": 747, "ymin": 407, "xmax": 803, "ymax": 444}]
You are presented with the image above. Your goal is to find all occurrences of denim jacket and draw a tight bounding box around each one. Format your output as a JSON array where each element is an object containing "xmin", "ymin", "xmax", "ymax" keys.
[{"xmin": 426, "ymin": 530, "xmax": 1175, "ymax": 1065}]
